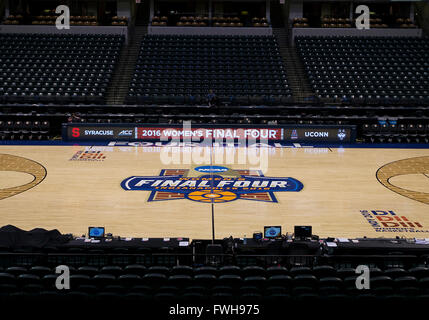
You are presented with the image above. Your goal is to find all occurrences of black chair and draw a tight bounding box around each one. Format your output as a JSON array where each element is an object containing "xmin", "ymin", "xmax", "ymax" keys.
[
  {"xmin": 266, "ymin": 266, "xmax": 289, "ymax": 277},
  {"xmin": 370, "ymin": 276, "xmax": 393, "ymax": 288},
  {"xmin": 313, "ymin": 265, "xmax": 337, "ymax": 278},
  {"xmin": 93, "ymin": 274, "xmax": 117, "ymax": 288},
  {"xmin": 409, "ymin": 267, "xmax": 429, "ymax": 279},
  {"xmin": 148, "ymin": 266, "xmax": 170, "ymax": 276},
  {"xmin": 242, "ymin": 266, "xmax": 265, "ymax": 278},
  {"xmin": 218, "ymin": 274, "xmax": 242, "ymax": 288},
  {"xmin": 118, "ymin": 274, "xmax": 142, "ymax": 287},
  {"xmin": 6, "ymin": 267, "xmax": 27, "ymax": 276},
  {"xmin": 99, "ymin": 266, "xmax": 122, "ymax": 277},
  {"xmin": 29, "ymin": 266, "xmax": 51, "ymax": 277},
  {"xmin": 219, "ymin": 266, "xmax": 241, "ymax": 276},
  {"xmin": 171, "ymin": 265, "xmax": 193, "ymax": 276},
  {"xmin": 167, "ymin": 275, "xmax": 193, "ymax": 288},
  {"xmin": 194, "ymin": 266, "xmax": 217, "ymax": 276},
  {"xmin": 41, "ymin": 274, "xmax": 58, "ymax": 289},
  {"xmin": 0, "ymin": 273, "xmax": 16, "ymax": 285},
  {"xmin": 16, "ymin": 274, "xmax": 41, "ymax": 287},
  {"xmin": 142, "ymin": 273, "xmax": 167, "ymax": 288},
  {"xmin": 293, "ymin": 274, "xmax": 318, "ymax": 288},
  {"xmin": 194, "ymin": 274, "xmax": 217, "ymax": 288},
  {"xmin": 124, "ymin": 264, "xmax": 147, "ymax": 276},
  {"xmin": 384, "ymin": 268, "xmax": 407, "ymax": 279},
  {"xmin": 290, "ymin": 266, "xmax": 312, "ymax": 277},
  {"xmin": 243, "ymin": 276, "xmax": 266, "ymax": 288},
  {"xmin": 77, "ymin": 266, "xmax": 98, "ymax": 277},
  {"xmin": 69, "ymin": 274, "xmax": 92, "ymax": 287}
]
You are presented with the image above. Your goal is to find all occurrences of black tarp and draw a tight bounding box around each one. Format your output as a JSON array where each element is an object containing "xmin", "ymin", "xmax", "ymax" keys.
[{"xmin": 0, "ymin": 225, "xmax": 70, "ymax": 249}]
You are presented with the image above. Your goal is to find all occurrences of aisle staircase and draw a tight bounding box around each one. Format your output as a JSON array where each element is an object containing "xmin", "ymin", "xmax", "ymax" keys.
[
  {"xmin": 273, "ymin": 27, "xmax": 314, "ymax": 103},
  {"xmin": 105, "ymin": 26, "xmax": 147, "ymax": 105}
]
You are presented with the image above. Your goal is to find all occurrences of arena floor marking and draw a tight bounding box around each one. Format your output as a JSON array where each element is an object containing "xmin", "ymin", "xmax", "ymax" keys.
[{"xmin": 0, "ymin": 145, "xmax": 428, "ymax": 239}]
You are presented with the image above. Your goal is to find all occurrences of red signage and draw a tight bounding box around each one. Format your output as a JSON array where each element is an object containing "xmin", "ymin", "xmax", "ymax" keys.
[
  {"xmin": 136, "ymin": 127, "xmax": 283, "ymax": 140},
  {"xmin": 72, "ymin": 127, "xmax": 80, "ymax": 137}
]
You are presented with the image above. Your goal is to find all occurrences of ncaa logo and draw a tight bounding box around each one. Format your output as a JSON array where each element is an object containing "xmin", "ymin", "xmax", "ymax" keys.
[
  {"xmin": 194, "ymin": 166, "xmax": 229, "ymax": 173},
  {"xmin": 92, "ymin": 229, "xmax": 101, "ymax": 236},
  {"xmin": 268, "ymin": 228, "xmax": 277, "ymax": 236}
]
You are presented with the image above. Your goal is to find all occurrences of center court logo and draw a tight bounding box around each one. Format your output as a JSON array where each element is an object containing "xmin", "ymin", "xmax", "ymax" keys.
[{"xmin": 121, "ymin": 166, "xmax": 303, "ymax": 203}]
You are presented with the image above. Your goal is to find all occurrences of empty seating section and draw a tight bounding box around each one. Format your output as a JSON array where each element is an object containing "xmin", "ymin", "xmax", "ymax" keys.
[
  {"xmin": 0, "ymin": 34, "xmax": 124, "ymax": 104},
  {"xmin": 361, "ymin": 121, "xmax": 429, "ymax": 144},
  {"xmin": 127, "ymin": 35, "xmax": 292, "ymax": 105},
  {"xmin": 1, "ymin": 262, "xmax": 429, "ymax": 302},
  {"xmin": 296, "ymin": 36, "xmax": 429, "ymax": 104},
  {"xmin": 0, "ymin": 120, "xmax": 50, "ymax": 140}
]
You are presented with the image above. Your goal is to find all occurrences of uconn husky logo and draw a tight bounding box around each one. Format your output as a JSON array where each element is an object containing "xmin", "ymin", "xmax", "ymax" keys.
[{"xmin": 337, "ymin": 129, "xmax": 346, "ymax": 141}]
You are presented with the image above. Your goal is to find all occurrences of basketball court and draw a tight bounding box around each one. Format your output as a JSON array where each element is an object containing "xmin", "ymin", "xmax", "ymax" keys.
[{"xmin": 1, "ymin": 144, "xmax": 428, "ymax": 239}]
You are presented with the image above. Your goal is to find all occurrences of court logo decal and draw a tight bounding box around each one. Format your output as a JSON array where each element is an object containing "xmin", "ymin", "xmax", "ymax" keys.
[
  {"xmin": 0, "ymin": 154, "xmax": 47, "ymax": 200},
  {"xmin": 376, "ymin": 156, "xmax": 429, "ymax": 205},
  {"xmin": 69, "ymin": 150, "xmax": 106, "ymax": 161},
  {"xmin": 360, "ymin": 210, "xmax": 429, "ymax": 233},
  {"xmin": 121, "ymin": 166, "xmax": 303, "ymax": 203}
]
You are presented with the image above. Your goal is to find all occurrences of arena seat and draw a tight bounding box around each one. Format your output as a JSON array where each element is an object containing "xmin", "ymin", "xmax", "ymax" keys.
[
  {"xmin": 0, "ymin": 33, "xmax": 124, "ymax": 105},
  {"xmin": 1, "ymin": 259, "xmax": 429, "ymax": 302},
  {"xmin": 123, "ymin": 264, "xmax": 147, "ymax": 276},
  {"xmin": 0, "ymin": 119, "xmax": 50, "ymax": 140},
  {"xmin": 296, "ymin": 36, "xmax": 429, "ymax": 104},
  {"xmin": 126, "ymin": 35, "xmax": 292, "ymax": 105}
]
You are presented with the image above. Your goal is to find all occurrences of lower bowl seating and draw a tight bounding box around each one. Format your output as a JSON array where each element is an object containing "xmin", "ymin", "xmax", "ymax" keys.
[
  {"xmin": 296, "ymin": 36, "xmax": 429, "ymax": 104},
  {"xmin": 0, "ymin": 33, "xmax": 124, "ymax": 105},
  {"xmin": 126, "ymin": 35, "xmax": 292, "ymax": 105}
]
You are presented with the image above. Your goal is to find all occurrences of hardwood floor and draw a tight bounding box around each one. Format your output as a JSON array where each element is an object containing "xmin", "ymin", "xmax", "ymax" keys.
[{"xmin": 0, "ymin": 145, "xmax": 428, "ymax": 239}]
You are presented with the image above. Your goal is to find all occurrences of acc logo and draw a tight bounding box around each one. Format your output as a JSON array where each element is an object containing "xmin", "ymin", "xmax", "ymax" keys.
[
  {"xmin": 121, "ymin": 166, "xmax": 303, "ymax": 203},
  {"xmin": 118, "ymin": 130, "xmax": 133, "ymax": 136}
]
